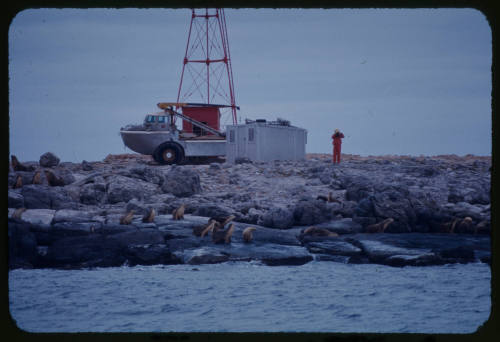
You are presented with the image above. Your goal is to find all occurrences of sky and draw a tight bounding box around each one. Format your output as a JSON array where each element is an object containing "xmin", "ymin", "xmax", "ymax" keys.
[{"xmin": 8, "ymin": 8, "xmax": 492, "ymax": 162}]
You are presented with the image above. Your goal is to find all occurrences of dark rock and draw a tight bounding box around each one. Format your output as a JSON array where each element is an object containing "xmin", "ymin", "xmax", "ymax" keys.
[
  {"xmin": 192, "ymin": 204, "xmax": 233, "ymax": 218},
  {"xmin": 126, "ymin": 198, "xmax": 150, "ymax": 216},
  {"xmin": 161, "ymin": 166, "xmax": 202, "ymax": 197},
  {"xmin": 125, "ymin": 244, "xmax": 181, "ymax": 266},
  {"xmin": 438, "ymin": 246, "xmax": 475, "ymax": 262},
  {"xmin": 107, "ymin": 175, "xmax": 156, "ymax": 204},
  {"xmin": 235, "ymin": 157, "xmax": 252, "ymax": 164},
  {"xmin": 304, "ymin": 239, "xmax": 363, "ymax": 257},
  {"xmin": 80, "ymin": 182, "xmax": 106, "ymax": 205},
  {"xmin": 257, "ymin": 207, "xmax": 295, "ymax": 229},
  {"xmin": 39, "ymin": 152, "xmax": 60, "ymax": 167},
  {"xmin": 383, "ymin": 253, "xmax": 446, "ymax": 267},
  {"xmin": 8, "ymin": 219, "xmax": 38, "ymax": 269},
  {"xmin": 21, "ymin": 185, "xmax": 52, "ymax": 209},
  {"xmin": 184, "ymin": 247, "xmax": 230, "ymax": 265},
  {"xmin": 128, "ymin": 165, "xmax": 164, "ymax": 185},
  {"xmin": 313, "ymin": 218, "xmax": 364, "ymax": 234},
  {"xmin": 81, "ymin": 160, "xmax": 93, "ymax": 171},
  {"xmin": 293, "ymin": 199, "xmax": 332, "ymax": 226}
]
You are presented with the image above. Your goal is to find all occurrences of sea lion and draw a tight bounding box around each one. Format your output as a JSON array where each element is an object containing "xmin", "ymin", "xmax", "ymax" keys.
[
  {"xmin": 11, "ymin": 207, "xmax": 26, "ymax": 219},
  {"xmin": 193, "ymin": 220, "xmax": 216, "ymax": 237},
  {"xmin": 200, "ymin": 221, "xmax": 216, "ymax": 238},
  {"xmin": 440, "ymin": 218, "xmax": 459, "ymax": 234},
  {"xmin": 11, "ymin": 155, "xmax": 32, "ymax": 172},
  {"xmin": 212, "ymin": 223, "xmax": 235, "ymax": 244},
  {"xmin": 13, "ymin": 175, "xmax": 23, "ymax": 189},
  {"xmin": 210, "ymin": 215, "xmax": 235, "ymax": 228},
  {"xmin": 172, "ymin": 204, "xmax": 186, "ymax": 220},
  {"xmin": 243, "ymin": 227, "xmax": 257, "ymax": 243},
  {"xmin": 142, "ymin": 208, "xmax": 156, "ymax": 223},
  {"xmin": 120, "ymin": 210, "xmax": 135, "ymax": 225},
  {"xmin": 32, "ymin": 171, "xmax": 42, "ymax": 185},
  {"xmin": 365, "ymin": 218, "xmax": 394, "ymax": 233},
  {"xmin": 303, "ymin": 226, "xmax": 339, "ymax": 237},
  {"xmin": 44, "ymin": 170, "xmax": 65, "ymax": 187},
  {"xmin": 456, "ymin": 217, "xmax": 474, "ymax": 234}
]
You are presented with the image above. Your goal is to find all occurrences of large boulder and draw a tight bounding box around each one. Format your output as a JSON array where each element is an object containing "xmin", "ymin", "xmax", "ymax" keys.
[
  {"xmin": 8, "ymin": 219, "xmax": 38, "ymax": 269},
  {"xmin": 257, "ymin": 207, "xmax": 295, "ymax": 229},
  {"xmin": 127, "ymin": 165, "xmax": 165, "ymax": 185},
  {"xmin": 39, "ymin": 152, "xmax": 60, "ymax": 167},
  {"xmin": 80, "ymin": 182, "xmax": 106, "ymax": 205},
  {"xmin": 161, "ymin": 166, "xmax": 202, "ymax": 197},
  {"xmin": 292, "ymin": 199, "xmax": 332, "ymax": 226},
  {"xmin": 106, "ymin": 175, "xmax": 157, "ymax": 204}
]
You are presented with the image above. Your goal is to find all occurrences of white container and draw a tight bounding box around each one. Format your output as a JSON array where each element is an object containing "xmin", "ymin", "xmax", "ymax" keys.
[{"xmin": 226, "ymin": 121, "xmax": 307, "ymax": 163}]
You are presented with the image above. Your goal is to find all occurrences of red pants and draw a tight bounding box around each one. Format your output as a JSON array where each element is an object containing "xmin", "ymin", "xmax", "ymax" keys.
[{"xmin": 333, "ymin": 145, "xmax": 341, "ymax": 163}]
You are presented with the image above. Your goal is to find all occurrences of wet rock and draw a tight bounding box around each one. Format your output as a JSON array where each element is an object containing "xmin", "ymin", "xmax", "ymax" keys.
[
  {"xmin": 437, "ymin": 246, "xmax": 475, "ymax": 262},
  {"xmin": 39, "ymin": 152, "xmax": 60, "ymax": 167},
  {"xmin": 127, "ymin": 165, "xmax": 164, "ymax": 185},
  {"xmin": 8, "ymin": 190, "xmax": 24, "ymax": 208},
  {"xmin": 8, "ymin": 219, "xmax": 38, "ymax": 269},
  {"xmin": 183, "ymin": 247, "xmax": 230, "ymax": 265},
  {"xmin": 192, "ymin": 204, "xmax": 234, "ymax": 218},
  {"xmin": 304, "ymin": 239, "xmax": 363, "ymax": 257},
  {"xmin": 125, "ymin": 244, "xmax": 181, "ymax": 266},
  {"xmin": 161, "ymin": 166, "xmax": 202, "ymax": 197},
  {"xmin": 383, "ymin": 253, "xmax": 445, "ymax": 267}
]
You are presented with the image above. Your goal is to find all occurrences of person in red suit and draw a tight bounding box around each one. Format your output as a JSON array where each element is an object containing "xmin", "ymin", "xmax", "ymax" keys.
[{"xmin": 332, "ymin": 129, "xmax": 344, "ymax": 164}]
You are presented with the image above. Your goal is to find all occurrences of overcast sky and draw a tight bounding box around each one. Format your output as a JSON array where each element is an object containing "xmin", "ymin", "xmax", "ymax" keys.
[{"xmin": 9, "ymin": 8, "xmax": 491, "ymax": 162}]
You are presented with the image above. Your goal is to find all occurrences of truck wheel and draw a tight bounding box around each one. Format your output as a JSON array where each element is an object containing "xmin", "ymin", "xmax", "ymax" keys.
[{"xmin": 154, "ymin": 143, "xmax": 184, "ymax": 165}]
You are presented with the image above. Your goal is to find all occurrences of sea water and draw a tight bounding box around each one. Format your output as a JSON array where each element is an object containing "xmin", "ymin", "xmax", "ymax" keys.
[{"xmin": 8, "ymin": 261, "xmax": 491, "ymax": 333}]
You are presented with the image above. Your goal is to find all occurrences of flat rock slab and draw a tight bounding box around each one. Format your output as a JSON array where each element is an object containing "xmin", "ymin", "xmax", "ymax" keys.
[
  {"xmin": 53, "ymin": 209, "xmax": 97, "ymax": 223},
  {"xmin": 305, "ymin": 239, "xmax": 363, "ymax": 256},
  {"xmin": 15, "ymin": 209, "xmax": 55, "ymax": 226}
]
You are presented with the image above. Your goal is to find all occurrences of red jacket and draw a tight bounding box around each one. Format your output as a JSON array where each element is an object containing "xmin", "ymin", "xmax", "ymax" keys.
[{"xmin": 332, "ymin": 132, "xmax": 344, "ymax": 146}]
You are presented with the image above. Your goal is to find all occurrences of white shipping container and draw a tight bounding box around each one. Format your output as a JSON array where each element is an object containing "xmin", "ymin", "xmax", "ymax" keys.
[{"xmin": 226, "ymin": 121, "xmax": 307, "ymax": 163}]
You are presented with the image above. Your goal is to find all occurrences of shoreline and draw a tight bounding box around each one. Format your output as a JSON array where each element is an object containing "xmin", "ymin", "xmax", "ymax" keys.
[{"xmin": 8, "ymin": 152, "xmax": 491, "ymax": 270}]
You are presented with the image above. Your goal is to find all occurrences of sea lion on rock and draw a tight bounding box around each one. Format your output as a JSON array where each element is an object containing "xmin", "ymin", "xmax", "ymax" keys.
[
  {"xmin": 243, "ymin": 227, "xmax": 257, "ymax": 243},
  {"xmin": 32, "ymin": 171, "xmax": 42, "ymax": 185},
  {"xmin": 13, "ymin": 175, "xmax": 23, "ymax": 189},
  {"xmin": 212, "ymin": 223, "xmax": 235, "ymax": 244},
  {"xmin": 11, "ymin": 207, "xmax": 26, "ymax": 219},
  {"xmin": 11, "ymin": 155, "xmax": 33, "ymax": 172},
  {"xmin": 120, "ymin": 210, "xmax": 135, "ymax": 225},
  {"xmin": 365, "ymin": 218, "xmax": 394, "ymax": 233},
  {"xmin": 210, "ymin": 215, "xmax": 235, "ymax": 229},
  {"xmin": 172, "ymin": 204, "xmax": 185, "ymax": 220},
  {"xmin": 44, "ymin": 170, "xmax": 65, "ymax": 187},
  {"xmin": 456, "ymin": 217, "xmax": 474, "ymax": 234},
  {"xmin": 440, "ymin": 218, "xmax": 459, "ymax": 234},
  {"xmin": 142, "ymin": 208, "xmax": 156, "ymax": 223},
  {"xmin": 316, "ymin": 192, "xmax": 340, "ymax": 203},
  {"xmin": 193, "ymin": 220, "xmax": 216, "ymax": 237},
  {"xmin": 200, "ymin": 221, "xmax": 216, "ymax": 238},
  {"xmin": 303, "ymin": 226, "xmax": 339, "ymax": 237}
]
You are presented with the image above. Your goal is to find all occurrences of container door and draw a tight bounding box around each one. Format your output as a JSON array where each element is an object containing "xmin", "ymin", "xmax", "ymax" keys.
[{"xmin": 237, "ymin": 126, "xmax": 247, "ymax": 159}]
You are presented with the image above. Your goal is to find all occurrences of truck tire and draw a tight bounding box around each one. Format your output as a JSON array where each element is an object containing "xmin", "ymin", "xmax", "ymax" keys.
[{"xmin": 153, "ymin": 142, "xmax": 184, "ymax": 165}]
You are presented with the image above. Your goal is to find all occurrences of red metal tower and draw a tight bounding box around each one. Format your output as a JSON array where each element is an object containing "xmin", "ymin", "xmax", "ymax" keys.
[{"xmin": 176, "ymin": 8, "xmax": 238, "ymax": 131}]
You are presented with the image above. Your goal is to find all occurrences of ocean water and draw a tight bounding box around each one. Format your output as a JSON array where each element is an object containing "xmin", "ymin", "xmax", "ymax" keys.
[{"xmin": 9, "ymin": 261, "xmax": 491, "ymax": 333}]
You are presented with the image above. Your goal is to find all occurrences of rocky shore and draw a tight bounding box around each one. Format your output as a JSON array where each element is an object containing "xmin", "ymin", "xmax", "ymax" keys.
[{"xmin": 8, "ymin": 152, "xmax": 491, "ymax": 269}]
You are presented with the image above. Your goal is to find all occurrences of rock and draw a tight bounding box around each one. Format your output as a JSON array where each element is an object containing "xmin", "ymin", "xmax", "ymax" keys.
[
  {"xmin": 304, "ymin": 239, "xmax": 363, "ymax": 257},
  {"xmin": 293, "ymin": 199, "xmax": 332, "ymax": 226},
  {"xmin": 107, "ymin": 175, "xmax": 157, "ymax": 204},
  {"xmin": 128, "ymin": 165, "xmax": 164, "ymax": 185},
  {"xmin": 437, "ymin": 246, "xmax": 475, "ymax": 262},
  {"xmin": 257, "ymin": 207, "xmax": 295, "ymax": 229},
  {"xmin": 125, "ymin": 198, "xmax": 150, "ymax": 216},
  {"xmin": 161, "ymin": 166, "xmax": 202, "ymax": 197},
  {"xmin": 80, "ymin": 182, "xmax": 106, "ymax": 205},
  {"xmin": 81, "ymin": 160, "xmax": 93, "ymax": 171},
  {"xmin": 53, "ymin": 209, "xmax": 96, "ymax": 223},
  {"xmin": 21, "ymin": 185, "xmax": 51, "ymax": 209},
  {"xmin": 39, "ymin": 152, "xmax": 60, "ymax": 167},
  {"xmin": 384, "ymin": 253, "xmax": 445, "ymax": 267},
  {"xmin": 8, "ymin": 219, "xmax": 38, "ymax": 268},
  {"xmin": 17, "ymin": 209, "xmax": 55, "ymax": 226},
  {"xmin": 8, "ymin": 190, "xmax": 24, "ymax": 208},
  {"xmin": 183, "ymin": 247, "xmax": 230, "ymax": 265},
  {"xmin": 125, "ymin": 244, "xmax": 181, "ymax": 266},
  {"xmin": 209, "ymin": 163, "xmax": 221, "ymax": 170},
  {"xmin": 54, "ymin": 169, "xmax": 76, "ymax": 185},
  {"xmin": 235, "ymin": 157, "xmax": 252, "ymax": 164},
  {"xmin": 192, "ymin": 204, "xmax": 234, "ymax": 218},
  {"xmin": 314, "ymin": 218, "xmax": 364, "ymax": 234}
]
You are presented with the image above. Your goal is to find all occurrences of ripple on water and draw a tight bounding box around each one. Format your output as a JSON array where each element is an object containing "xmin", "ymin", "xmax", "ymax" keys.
[{"xmin": 9, "ymin": 262, "xmax": 491, "ymax": 333}]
